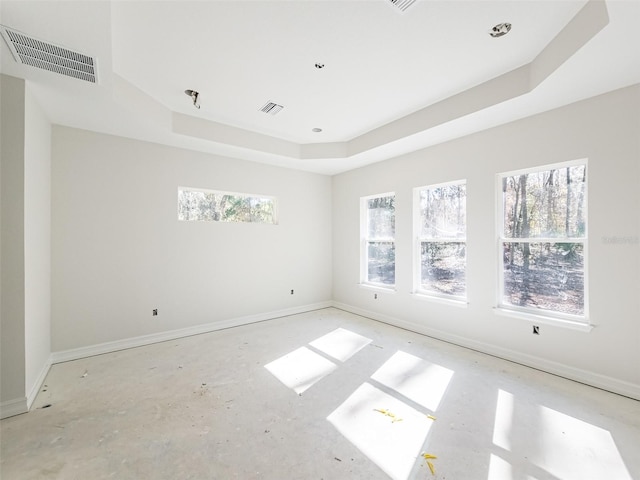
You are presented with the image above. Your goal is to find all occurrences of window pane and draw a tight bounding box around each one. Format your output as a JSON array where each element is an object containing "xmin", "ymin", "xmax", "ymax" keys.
[
  {"xmin": 420, "ymin": 184, "xmax": 466, "ymax": 239},
  {"xmin": 502, "ymin": 242, "xmax": 584, "ymax": 315},
  {"xmin": 503, "ymin": 165, "xmax": 586, "ymax": 239},
  {"xmin": 367, "ymin": 242, "xmax": 395, "ymax": 285},
  {"xmin": 420, "ymin": 242, "xmax": 466, "ymax": 296},
  {"xmin": 178, "ymin": 188, "xmax": 276, "ymax": 224},
  {"xmin": 368, "ymin": 196, "xmax": 395, "ymax": 238}
]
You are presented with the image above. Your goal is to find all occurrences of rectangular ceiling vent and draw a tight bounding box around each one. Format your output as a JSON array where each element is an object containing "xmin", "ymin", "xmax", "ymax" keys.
[
  {"xmin": 389, "ymin": 0, "xmax": 418, "ymax": 12},
  {"xmin": 259, "ymin": 101, "xmax": 284, "ymax": 116},
  {"xmin": 0, "ymin": 25, "xmax": 98, "ymax": 84}
]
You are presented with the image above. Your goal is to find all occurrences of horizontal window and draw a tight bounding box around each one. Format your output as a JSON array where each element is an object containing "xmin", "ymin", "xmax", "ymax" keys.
[{"xmin": 178, "ymin": 187, "xmax": 276, "ymax": 224}]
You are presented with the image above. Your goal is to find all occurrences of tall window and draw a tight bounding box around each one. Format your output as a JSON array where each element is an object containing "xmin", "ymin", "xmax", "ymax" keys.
[
  {"xmin": 414, "ymin": 181, "xmax": 466, "ymax": 299},
  {"xmin": 498, "ymin": 161, "xmax": 587, "ymax": 320},
  {"xmin": 178, "ymin": 187, "xmax": 276, "ymax": 224},
  {"xmin": 361, "ymin": 193, "xmax": 395, "ymax": 287}
]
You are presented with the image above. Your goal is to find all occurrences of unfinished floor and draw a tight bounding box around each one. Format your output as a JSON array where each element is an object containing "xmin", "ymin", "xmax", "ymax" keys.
[{"xmin": 1, "ymin": 308, "xmax": 639, "ymax": 480}]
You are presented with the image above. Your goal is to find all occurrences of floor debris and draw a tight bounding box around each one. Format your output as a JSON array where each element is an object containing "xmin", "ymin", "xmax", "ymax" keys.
[
  {"xmin": 373, "ymin": 408, "xmax": 403, "ymax": 423},
  {"xmin": 422, "ymin": 453, "xmax": 437, "ymax": 475},
  {"xmin": 334, "ymin": 457, "xmax": 342, "ymax": 462},
  {"xmin": 81, "ymin": 371, "xmax": 88, "ymax": 378},
  {"xmin": 427, "ymin": 414, "xmax": 437, "ymax": 421}
]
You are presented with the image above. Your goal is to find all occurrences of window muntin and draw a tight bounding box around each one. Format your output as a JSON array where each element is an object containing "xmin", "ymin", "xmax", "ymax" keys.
[
  {"xmin": 415, "ymin": 181, "xmax": 466, "ymax": 299},
  {"xmin": 499, "ymin": 162, "xmax": 587, "ymax": 320},
  {"xmin": 362, "ymin": 193, "xmax": 395, "ymax": 287},
  {"xmin": 178, "ymin": 187, "xmax": 276, "ymax": 224}
]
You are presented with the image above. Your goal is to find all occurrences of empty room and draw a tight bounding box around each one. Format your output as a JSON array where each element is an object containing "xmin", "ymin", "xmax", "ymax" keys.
[{"xmin": 1, "ymin": 0, "xmax": 639, "ymax": 479}]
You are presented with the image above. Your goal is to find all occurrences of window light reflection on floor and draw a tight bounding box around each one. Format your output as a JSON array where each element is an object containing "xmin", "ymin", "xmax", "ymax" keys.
[
  {"xmin": 309, "ymin": 327, "xmax": 372, "ymax": 362},
  {"xmin": 327, "ymin": 382, "xmax": 434, "ymax": 480},
  {"xmin": 264, "ymin": 346, "xmax": 337, "ymax": 394},
  {"xmin": 371, "ymin": 350, "xmax": 454, "ymax": 411},
  {"xmin": 492, "ymin": 389, "xmax": 515, "ymax": 451},
  {"xmin": 488, "ymin": 454, "xmax": 516, "ymax": 480},
  {"xmin": 491, "ymin": 389, "xmax": 633, "ymax": 480}
]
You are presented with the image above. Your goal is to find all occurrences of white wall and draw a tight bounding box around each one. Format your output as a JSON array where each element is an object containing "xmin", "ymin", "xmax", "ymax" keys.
[
  {"xmin": 0, "ymin": 74, "xmax": 27, "ymax": 410},
  {"xmin": 51, "ymin": 127, "xmax": 332, "ymax": 352},
  {"xmin": 1, "ymin": 74, "xmax": 52, "ymax": 418},
  {"xmin": 24, "ymin": 86, "xmax": 52, "ymax": 404},
  {"xmin": 333, "ymin": 85, "xmax": 640, "ymax": 399}
]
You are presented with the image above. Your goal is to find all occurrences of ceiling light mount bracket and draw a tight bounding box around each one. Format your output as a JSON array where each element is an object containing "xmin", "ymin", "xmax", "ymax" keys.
[
  {"xmin": 185, "ymin": 89, "xmax": 200, "ymax": 109},
  {"xmin": 489, "ymin": 23, "xmax": 512, "ymax": 38}
]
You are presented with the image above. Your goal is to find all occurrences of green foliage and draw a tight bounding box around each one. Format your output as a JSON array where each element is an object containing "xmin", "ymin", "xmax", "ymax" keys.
[{"xmin": 178, "ymin": 189, "xmax": 275, "ymax": 224}]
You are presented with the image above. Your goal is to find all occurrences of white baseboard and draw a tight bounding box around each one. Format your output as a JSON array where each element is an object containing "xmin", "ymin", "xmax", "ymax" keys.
[
  {"xmin": 26, "ymin": 357, "xmax": 53, "ymax": 409},
  {"xmin": 51, "ymin": 302, "xmax": 333, "ymax": 364},
  {"xmin": 332, "ymin": 301, "xmax": 640, "ymax": 401},
  {"xmin": 0, "ymin": 397, "xmax": 28, "ymax": 419}
]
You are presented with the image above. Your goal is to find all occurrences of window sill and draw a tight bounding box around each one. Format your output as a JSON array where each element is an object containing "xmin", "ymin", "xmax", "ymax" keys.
[
  {"xmin": 410, "ymin": 292, "xmax": 468, "ymax": 308},
  {"xmin": 494, "ymin": 307, "xmax": 593, "ymax": 332},
  {"xmin": 358, "ymin": 283, "xmax": 397, "ymax": 294}
]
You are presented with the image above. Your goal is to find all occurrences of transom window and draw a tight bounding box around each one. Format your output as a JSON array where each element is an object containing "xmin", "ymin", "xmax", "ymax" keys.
[
  {"xmin": 498, "ymin": 161, "xmax": 587, "ymax": 321},
  {"xmin": 414, "ymin": 180, "xmax": 466, "ymax": 299},
  {"xmin": 178, "ymin": 187, "xmax": 277, "ymax": 224},
  {"xmin": 361, "ymin": 193, "xmax": 395, "ymax": 287}
]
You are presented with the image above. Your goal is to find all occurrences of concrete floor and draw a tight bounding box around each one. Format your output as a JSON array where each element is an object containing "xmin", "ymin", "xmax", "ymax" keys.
[{"xmin": 1, "ymin": 308, "xmax": 639, "ymax": 480}]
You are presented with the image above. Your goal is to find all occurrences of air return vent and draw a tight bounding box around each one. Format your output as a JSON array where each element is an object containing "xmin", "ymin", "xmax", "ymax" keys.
[
  {"xmin": 0, "ymin": 25, "xmax": 98, "ymax": 83},
  {"xmin": 389, "ymin": 0, "xmax": 417, "ymax": 12},
  {"xmin": 259, "ymin": 101, "xmax": 284, "ymax": 115}
]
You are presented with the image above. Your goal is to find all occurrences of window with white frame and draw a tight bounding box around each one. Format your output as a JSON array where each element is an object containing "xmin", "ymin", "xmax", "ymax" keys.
[
  {"xmin": 361, "ymin": 193, "xmax": 395, "ymax": 287},
  {"xmin": 414, "ymin": 180, "xmax": 466, "ymax": 299},
  {"xmin": 178, "ymin": 187, "xmax": 277, "ymax": 224},
  {"xmin": 498, "ymin": 161, "xmax": 587, "ymax": 320}
]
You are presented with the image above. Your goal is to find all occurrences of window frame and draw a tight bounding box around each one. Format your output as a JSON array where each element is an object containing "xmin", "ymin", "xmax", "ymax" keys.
[
  {"xmin": 496, "ymin": 159, "xmax": 589, "ymax": 327},
  {"xmin": 413, "ymin": 179, "xmax": 467, "ymax": 303},
  {"xmin": 360, "ymin": 192, "xmax": 396, "ymax": 290},
  {"xmin": 178, "ymin": 186, "xmax": 278, "ymax": 224}
]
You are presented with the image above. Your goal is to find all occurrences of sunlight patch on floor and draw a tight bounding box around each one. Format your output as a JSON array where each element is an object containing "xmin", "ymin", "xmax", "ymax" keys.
[
  {"xmin": 534, "ymin": 404, "xmax": 632, "ymax": 480},
  {"xmin": 492, "ymin": 389, "xmax": 515, "ymax": 451},
  {"xmin": 327, "ymin": 382, "xmax": 433, "ymax": 480},
  {"xmin": 490, "ymin": 389, "xmax": 632, "ymax": 480},
  {"xmin": 264, "ymin": 346, "xmax": 337, "ymax": 394},
  {"xmin": 309, "ymin": 328, "xmax": 372, "ymax": 362},
  {"xmin": 371, "ymin": 350, "xmax": 454, "ymax": 411}
]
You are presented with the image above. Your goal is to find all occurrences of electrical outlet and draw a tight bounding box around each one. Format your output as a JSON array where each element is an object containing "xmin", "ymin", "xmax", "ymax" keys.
[
  {"xmin": 291, "ymin": 289, "xmax": 294, "ymax": 295},
  {"xmin": 374, "ymin": 293, "xmax": 378, "ymax": 300},
  {"xmin": 152, "ymin": 309, "xmax": 158, "ymax": 316},
  {"xmin": 533, "ymin": 325, "xmax": 540, "ymax": 335}
]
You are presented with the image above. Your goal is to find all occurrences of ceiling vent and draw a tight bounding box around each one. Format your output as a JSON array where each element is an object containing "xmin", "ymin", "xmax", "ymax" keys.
[
  {"xmin": 259, "ymin": 101, "xmax": 284, "ymax": 115},
  {"xmin": 389, "ymin": 0, "xmax": 418, "ymax": 12},
  {"xmin": 0, "ymin": 25, "xmax": 98, "ymax": 84}
]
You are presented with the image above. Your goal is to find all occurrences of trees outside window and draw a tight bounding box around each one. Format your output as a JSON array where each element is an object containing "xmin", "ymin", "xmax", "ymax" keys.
[
  {"xmin": 362, "ymin": 193, "xmax": 395, "ymax": 287},
  {"xmin": 178, "ymin": 187, "xmax": 276, "ymax": 224},
  {"xmin": 415, "ymin": 181, "xmax": 466, "ymax": 299},
  {"xmin": 499, "ymin": 162, "xmax": 587, "ymax": 319}
]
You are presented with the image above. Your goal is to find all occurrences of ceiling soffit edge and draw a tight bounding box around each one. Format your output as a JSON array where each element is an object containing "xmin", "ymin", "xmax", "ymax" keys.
[{"xmin": 113, "ymin": 0, "xmax": 609, "ymax": 163}]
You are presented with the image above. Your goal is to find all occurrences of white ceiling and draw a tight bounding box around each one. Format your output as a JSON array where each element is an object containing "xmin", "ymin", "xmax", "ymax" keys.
[{"xmin": 1, "ymin": 0, "xmax": 639, "ymax": 175}]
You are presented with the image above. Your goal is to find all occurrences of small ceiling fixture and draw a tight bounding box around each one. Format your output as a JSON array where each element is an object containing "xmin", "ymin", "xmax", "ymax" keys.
[
  {"xmin": 315, "ymin": 63, "xmax": 325, "ymax": 69},
  {"xmin": 185, "ymin": 89, "xmax": 200, "ymax": 109},
  {"xmin": 388, "ymin": 0, "xmax": 418, "ymax": 12},
  {"xmin": 260, "ymin": 101, "xmax": 284, "ymax": 115},
  {"xmin": 312, "ymin": 128, "xmax": 323, "ymax": 133},
  {"xmin": 0, "ymin": 24, "xmax": 98, "ymax": 83},
  {"xmin": 489, "ymin": 23, "xmax": 512, "ymax": 38}
]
